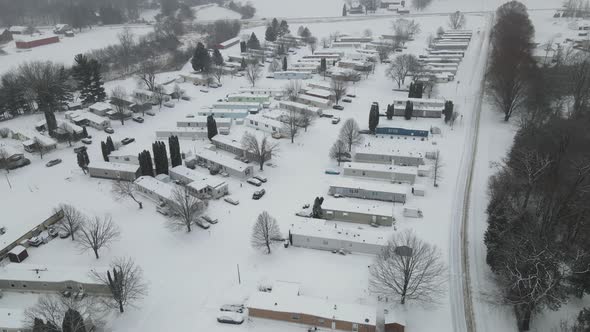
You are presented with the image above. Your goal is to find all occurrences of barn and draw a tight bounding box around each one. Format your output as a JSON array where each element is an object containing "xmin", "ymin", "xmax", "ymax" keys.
[{"xmin": 14, "ymin": 34, "xmax": 59, "ymax": 49}]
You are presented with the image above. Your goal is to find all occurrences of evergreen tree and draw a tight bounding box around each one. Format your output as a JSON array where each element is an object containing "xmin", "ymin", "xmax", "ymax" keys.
[
  {"xmin": 77, "ymin": 151, "xmax": 88, "ymax": 174},
  {"xmin": 300, "ymin": 27, "xmax": 311, "ymax": 39},
  {"xmin": 265, "ymin": 26, "xmax": 277, "ymax": 42},
  {"xmin": 83, "ymin": 149, "xmax": 90, "ymax": 166},
  {"xmin": 32, "ymin": 318, "xmax": 45, "ymax": 332},
  {"xmin": 82, "ymin": 126, "xmax": 88, "ymax": 138},
  {"xmin": 404, "ymin": 101, "xmax": 413, "ymax": 120},
  {"xmin": 212, "ymin": 49, "xmax": 224, "ymax": 66},
  {"xmin": 72, "ymin": 54, "xmax": 92, "ymax": 103},
  {"xmin": 443, "ymin": 101, "xmax": 454, "ymax": 123},
  {"xmin": 168, "ymin": 135, "xmax": 182, "ymax": 167},
  {"xmin": 0, "ymin": 72, "xmax": 31, "ymax": 116},
  {"xmin": 207, "ymin": 115, "xmax": 218, "ymax": 140},
  {"xmin": 342, "ymin": 4, "xmax": 347, "ymax": 16},
  {"xmin": 191, "ymin": 42, "xmax": 211, "ymax": 72},
  {"xmin": 415, "ymin": 82, "xmax": 424, "ymax": 98},
  {"xmin": 282, "ymin": 57, "xmax": 288, "ymax": 71},
  {"xmin": 160, "ymin": 141, "xmax": 169, "ymax": 174},
  {"xmin": 271, "ymin": 18, "xmax": 279, "ymax": 35},
  {"xmin": 240, "ymin": 41, "xmax": 247, "ymax": 53},
  {"xmin": 386, "ymin": 104, "xmax": 394, "ymax": 120},
  {"xmin": 106, "ymin": 136, "xmax": 115, "ymax": 153},
  {"xmin": 247, "ymin": 32, "xmax": 261, "ymax": 50},
  {"xmin": 240, "ymin": 57, "xmax": 247, "ymax": 70},
  {"xmin": 278, "ymin": 20, "xmax": 290, "ymax": 37},
  {"xmin": 312, "ymin": 197, "xmax": 324, "ymax": 218},
  {"xmin": 368, "ymin": 103, "xmax": 380, "ymax": 134},
  {"xmin": 139, "ymin": 150, "xmax": 154, "ymax": 176},
  {"xmin": 101, "ymin": 141, "xmax": 109, "ymax": 162},
  {"xmin": 320, "ymin": 58, "xmax": 327, "ymax": 76},
  {"xmin": 408, "ymin": 82, "xmax": 415, "ymax": 98},
  {"xmin": 89, "ymin": 59, "xmax": 106, "ymax": 102},
  {"xmin": 44, "ymin": 111, "xmax": 58, "ymax": 137},
  {"xmin": 62, "ymin": 308, "xmax": 86, "ymax": 332}
]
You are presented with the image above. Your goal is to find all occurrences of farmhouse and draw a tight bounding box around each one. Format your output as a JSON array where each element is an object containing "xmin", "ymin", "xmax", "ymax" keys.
[
  {"xmin": 279, "ymin": 100, "xmax": 323, "ymax": 116},
  {"xmin": 354, "ymin": 146, "xmax": 426, "ymax": 166},
  {"xmin": 66, "ymin": 111, "xmax": 111, "ymax": 130},
  {"xmin": 328, "ymin": 177, "xmax": 407, "ymax": 203},
  {"xmin": 296, "ymin": 93, "xmax": 333, "ymax": 108},
  {"xmin": 321, "ymin": 198, "xmax": 394, "ymax": 226},
  {"xmin": 226, "ymin": 93, "xmax": 271, "ymax": 103},
  {"xmin": 197, "ymin": 109, "xmax": 250, "ymax": 119},
  {"xmin": 289, "ymin": 220, "xmax": 388, "ymax": 255},
  {"xmin": 169, "ymin": 166, "xmax": 228, "ymax": 199},
  {"xmin": 14, "ymin": 33, "xmax": 59, "ymax": 49},
  {"xmin": 238, "ymin": 87, "xmax": 284, "ymax": 97},
  {"xmin": 246, "ymin": 114, "xmax": 287, "ymax": 135},
  {"xmin": 273, "ymin": 71, "xmax": 313, "ymax": 80},
  {"xmin": 156, "ymin": 127, "xmax": 210, "ymax": 140},
  {"xmin": 187, "ymin": 149, "xmax": 254, "ymax": 179},
  {"xmin": 177, "ymin": 116, "xmax": 232, "ymax": 129},
  {"xmin": 248, "ymin": 281, "xmax": 406, "ymax": 332},
  {"xmin": 211, "ymin": 134, "xmax": 271, "ymax": 162},
  {"xmin": 392, "ymin": 97, "xmax": 445, "ymax": 118},
  {"xmin": 0, "ymin": 263, "xmax": 110, "ymax": 295},
  {"xmin": 88, "ymin": 161, "xmax": 141, "ymax": 182},
  {"xmin": 342, "ymin": 162, "xmax": 418, "ymax": 184}
]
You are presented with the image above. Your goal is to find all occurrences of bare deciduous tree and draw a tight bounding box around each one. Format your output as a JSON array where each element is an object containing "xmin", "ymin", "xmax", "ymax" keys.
[
  {"xmin": 283, "ymin": 109, "xmax": 303, "ymax": 143},
  {"xmin": 91, "ymin": 257, "xmax": 148, "ymax": 313},
  {"xmin": 57, "ymin": 204, "xmax": 84, "ymax": 241},
  {"xmin": 110, "ymin": 86, "xmax": 128, "ymax": 125},
  {"xmin": 387, "ymin": 54, "xmax": 420, "ymax": 89},
  {"xmin": 245, "ymin": 63, "xmax": 261, "ymax": 87},
  {"xmin": 331, "ymin": 78, "xmax": 347, "ymax": 105},
  {"xmin": 391, "ymin": 18, "xmax": 421, "ymax": 45},
  {"xmin": 112, "ymin": 180, "xmax": 143, "ymax": 209},
  {"xmin": 241, "ymin": 132, "xmax": 280, "ymax": 171},
  {"xmin": 299, "ymin": 112, "xmax": 314, "ymax": 132},
  {"xmin": 78, "ymin": 216, "xmax": 121, "ymax": 259},
  {"xmin": 285, "ymin": 80, "xmax": 302, "ymax": 101},
  {"xmin": 211, "ymin": 66, "xmax": 224, "ymax": 85},
  {"xmin": 433, "ymin": 150, "xmax": 443, "ymax": 187},
  {"xmin": 308, "ymin": 36, "xmax": 318, "ymax": 54},
  {"xmin": 136, "ymin": 60, "xmax": 157, "ymax": 92},
  {"xmin": 339, "ymin": 118, "xmax": 363, "ymax": 151},
  {"xmin": 329, "ymin": 139, "xmax": 348, "ymax": 166},
  {"xmin": 25, "ymin": 294, "xmax": 104, "ymax": 332},
  {"xmin": 448, "ymin": 11, "xmax": 466, "ymax": 29},
  {"xmin": 167, "ymin": 186, "xmax": 203, "ymax": 232},
  {"xmin": 153, "ymin": 84, "xmax": 166, "ymax": 109},
  {"xmin": 369, "ymin": 230, "xmax": 446, "ymax": 304},
  {"xmin": 251, "ymin": 211, "xmax": 282, "ymax": 254},
  {"xmin": 118, "ymin": 28, "xmax": 135, "ymax": 74}
]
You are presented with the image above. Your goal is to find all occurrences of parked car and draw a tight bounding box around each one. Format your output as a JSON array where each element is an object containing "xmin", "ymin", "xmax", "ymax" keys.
[
  {"xmin": 45, "ymin": 159, "xmax": 62, "ymax": 167},
  {"xmin": 220, "ymin": 172, "xmax": 229, "ymax": 177},
  {"xmin": 104, "ymin": 127, "xmax": 115, "ymax": 134},
  {"xmin": 271, "ymin": 132, "xmax": 282, "ymax": 139},
  {"xmin": 253, "ymin": 175, "xmax": 267, "ymax": 183},
  {"xmin": 73, "ymin": 146, "xmax": 87, "ymax": 154},
  {"xmin": 195, "ymin": 217, "xmax": 210, "ymax": 229},
  {"xmin": 200, "ymin": 89, "xmax": 209, "ymax": 93},
  {"xmin": 346, "ymin": 94, "xmax": 356, "ymax": 98},
  {"xmin": 320, "ymin": 113, "xmax": 334, "ymax": 118},
  {"xmin": 58, "ymin": 230, "xmax": 70, "ymax": 239},
  {"xmin": 325, "ymin": 169, "xmax": 340, "ymax": 175},
  {"xmin": 252, "ymin": 189, "xmax": 266, "ymax": 200},
  {"xmin": 295, "ymin": 210, "xmax": 312, "ymax": 217},
  {"xmin": 156, "ymin": 206, "xmax": 169, "ymax": 216},
  {"xmin": 146, "ymin": 111, "xmax": 156, "ymax": 116},
  {"xmin": 331, "ymin": 117, "xmax": 341, "ymax": 124},
  {"xmin": 181, "ymin": 95, "xmax": 191, "ymax": 101},
  {"xmin": 333, "ymin": 193, "xmax": 343, "ymax": 198},
  {"xmin": 28, "ymin": 236, "xmax": 43, "ymax": 247},
  {"xmin": 332, "ymin": 105, "xmax": 344, "ymax": 110},
  {"xmin": 246, "ymin": 178, "xmax": 262, "ymax": 187},
  {"xmin": 121, "ymin": 137, "xmax": 135, "ymax": 145},
  {"xmin": 265, "ymin": 75, "xmax": 274, "ymax": 79},
  {"xmin": 217, "ymin": 312, "xmax": 244, "ymax": 325},
  {"xmin": 48, "ymin": 227, "xmax": 58, "ymax": 237},
  {"xmin": 342, "ymin": 98, "xmax": 352, "ymax": 103},
  {"xmin": 132, "ymin": 116, "xmax": 144, "ymax": 123},
  {"xmin": 163, "ymin": 101, "xmax": 175, "ymax": 108},
  {"xmin": 209, "ymin": 83, "xmax": 220, "ymax": 88},
  {"xmin": 220, "ymin": 304, "xmax": 245, "ymax": 313},
  {"xmin": 201, "ymin": 215, "xmax": 218, "ymax": 225},
  {"xmin": 81, "ymin": 138, "xmax": 92, "ymax": 144},
  {"xmin": 224, "ymin": 197, "xmax": 240, "ymax": 205}
]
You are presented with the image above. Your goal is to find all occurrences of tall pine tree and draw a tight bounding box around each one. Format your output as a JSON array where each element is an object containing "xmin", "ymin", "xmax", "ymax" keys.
[
  {"xmin": 265, "ymin": 26, "xmax": 277, "ymax": 42},
  {"xmin": 62, "ymin": 308, "xmax": 86, "ymax": 332},
  {"xmin": 72, "ymin": 54, "xmax": 92, "ymax": 103},
  {"xmin": 278, "ymin": 20, "xmax": 290, "ymax": 37},
  {"xmin": 368, "ymin": 103, "xmax": 380, "ymax": 134},
  {"xmin": 106, "ymin": 136, "xmax": 115, "ymax": 153},
  {"xmin": 282, "ymin": 57, "xmax": 288, "ymax": 71},
  {"xmin": 207, "ymin": 115, "xmax": 218, "ymax": 140},
  {"xmin": 404, "ymin": 101, "xmax": 413, "ymax": 120},
  {"xmin": 240, "ymin": 41, "xmax": 247, "ymax": 52},
  {"xmin": 101, "ymin": 141, "xmax": 109, "ymax": 161},
  {"xmin": 212, "ymin": 49, "xmax": 224, "ymax": 66},
  {"xmin": 89, "ymin": 59, "xmax": 106, "ymax": 102},
  {"xmin": 168, "ymin": 135, "xmax": 182, "ymax": 167},
  {"xmin": 191, "ymin": 42, "xmax": 211, "ymax": 72},
  {"xmin": 247, "ymin": 32, "xmax": 261, "ymax": 50},
  {"xmin": 342, "ymin": 4, "xmax": 347, "ymax": 16}
]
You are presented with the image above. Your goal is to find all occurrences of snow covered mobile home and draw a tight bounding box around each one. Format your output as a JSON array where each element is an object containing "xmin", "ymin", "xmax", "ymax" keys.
[
  {"xmin": 87, "ymin": 161, "xmax": 141, "ymax": 182},
  {"xmin": 328, "ymin": 178, "xmax": 407, "ymax": 203},
  {"xmin": 321, "ymin": 198, "xmax": 395, "ymax": 226},
  {"xmin": 186, "ymin": 149, "xmax": 254, "ymax": 179},
  {"xmin": 342, "ymin": 162, "xmax": 418, "ymax": 184}
]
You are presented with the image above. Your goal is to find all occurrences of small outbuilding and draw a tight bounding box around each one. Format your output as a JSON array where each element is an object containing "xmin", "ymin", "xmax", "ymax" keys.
[{"xmin": 7, "ymin": 246, "xmax": 28, "ymax": 263}]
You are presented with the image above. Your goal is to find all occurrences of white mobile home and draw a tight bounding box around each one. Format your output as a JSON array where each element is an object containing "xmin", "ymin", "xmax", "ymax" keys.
[
  {"xmin": 169, "ymin": 166, "xmax": 229, "ymax": 199},
  {"xmin": 354, "ymin": 146, "xmax": 425, "ymax": 166},
  {"xmin": 211, "ymin": 134, "xmax": 271, "ymax": 162},
  {"xmin": 156, "ymin": 127, "xmax": 210, "ymax": 140},
  {"xmin": 304, "ymin": 88, "xmax": 334, "ymax": 101},
  {"xmin": 88, "ymin": 102, "xmax": 112, "ymax": 116},
  {"xmin": 177, "ymin": 116, "xmax": 232, "ymax": 129},
  {"xmin": 238, "ymin": 87, "xmax": 284, "ymax": 97},
  {"xmin": 178, "ymin": 73, "xmax": 209, "ymax": 85},
  {"xmin": 392, "ymin": 97, "xmax": 445, "ymax": 118},
  {"xmin": 212, "ymin": 101, "xmax": 262, "ymax": 111},
  {"xmin": 134, "ymin": 176, "xmax": 207, "ymax": 210},
  {"xmin": 328, "ymin": 177, "xmax": 407, "ymax": 203},
  {"xmin": 279, "ymin": 101, "xmax": 323, "ymax": 116},
  {"xmin": 226, "ymin": 94, "xmax": 271, "ymax": 103},
  {"xmin": 133, "ymin": 89, "xmax": 171, "ymax": 105},
  {"xmin": 246, "ymin": 114, "xmax": 287, "ymax": 135},
  {"xmin": 321, "ymin": 198, "xmax": 394, "ymax": 226},
  {"xmin": 296, "ymin": 94, "xmax": 332, "ymax": 108},
  {"xmin": 287, "ymin": 65, "xmax": 319, "ymax": 74},
  {"xmin": 66, "ymin": 111, "xmax": 111, "ymax": 130},
  {"xmin": 338, "ymin": 59, "xmax": 372, "ymax": 71},
  {"xmin": 189, "ymin": 149, "xmax": 254, "ymax": 179},
  {"xmin": 289, "ymin": 221, "xmax": 388, "ymax": 255},
  {"xmin": 342, "ymin": 162, "xmax": 418, "ymax": 184},
  {"xmin": 197, "ymin": 109, "xmax": 250, "ymax": 119},
  {"xmin": 88, "ymin": 161, "xmax": 141, "ymax": 181},
  {"xmin": 305, "ymin": 81, "xmax": 333, "ymax": 92},
  {"xmin": 273, "ymin": 71, "xmax": 313, "ymax": 80}
]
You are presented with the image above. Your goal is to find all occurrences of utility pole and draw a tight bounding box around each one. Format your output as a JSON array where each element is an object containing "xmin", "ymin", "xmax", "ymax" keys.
[{"xmin": 237, "ymin": 264, "xmax": 241, "ymax": 285}]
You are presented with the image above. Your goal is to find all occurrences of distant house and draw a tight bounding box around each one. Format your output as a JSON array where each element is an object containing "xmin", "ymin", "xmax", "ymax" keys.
[
  {"xmin": 321, "ymin": 198, "xmax": 395, "ymax": 226},
  {"xmin": 328, "ymin": 177, "xmax": 407, "ymax": 203},
  {"xmin": 0, "ymin": 263, "xmax": 110, "ymax": 295},
  {"xmin": 186, "ymin": 149, "xmax": 254, "ymax": 179},
  {"xmin": 196, "ymin": 109, "xmax": 250, "ymax": 119},
  {"xmin": 273, "ymin": 71, "xmax": 313, "ymax": 80},
  {"xmin": 342, "ymin": 162, "xmax": 418, "ymax": 184},
  {"xmin": 89, "ymin": 102, "xmax": 113, "ymax": 116},
  {"xmin": 14, "ymin": 33, "xmax": 59, "ymax": 49},
  {"xmin": 65, "ymin": 111, "xmax": 111, "ymax": 130},
  {"xmin": 211, "ymin": 134, "xmax": 271, "ymax": 162},
  {"xmin": 7, "ymin": 245, "xmax": 28, "ymax": 263},
  {"xmin": 169, "ymin": 166, "xmax": 228, "ymax": 199},
  {"xmin": 279, "ymin": 101, "xmax": 323, "ymax": 116},
  {"xmin": 248, "ymin": 281, "xmax": 405, "ymax": 332},
  {"xmin": 0, "ymin": 28, "xmax": 12, "ymax": 44},
  {"xmin": 88, "ymin": 161, "xmax": 141, "ymax": 182}
]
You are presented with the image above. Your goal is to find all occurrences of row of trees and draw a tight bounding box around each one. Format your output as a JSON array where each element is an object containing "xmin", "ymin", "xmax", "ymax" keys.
[{"xmin": 265, "ymin": 18, "xmax": 291, "ymax": 42}]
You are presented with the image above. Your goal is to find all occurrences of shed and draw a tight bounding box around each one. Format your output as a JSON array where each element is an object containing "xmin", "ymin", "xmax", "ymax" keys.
[
  {"xmin": 412, "ymin": 185, "xmax": 425, "ymax": 196},
  {"xmin": 7, "ymin": 245, "xmax": 28, "ymax": 263}
]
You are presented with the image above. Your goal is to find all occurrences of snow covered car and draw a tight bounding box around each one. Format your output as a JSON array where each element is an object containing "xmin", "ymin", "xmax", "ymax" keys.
[
  {"xmin": 58, "ymin": 230, "xmax": 70, "ymax": 239},
  {"xmin": 253, "ymin": 175, "xmax": 267, "ymax": 183},
  {"xmin": 342, "ymin": 98, "xmax": 352, "ymax": 103},
  {"xmin": 200, "ymin": 89, "xmax": 209, "ymax": 93},
  {"xmin": 28, "ymin": 236, "xmax": 43, "ymax": 247},
  {"xmin": 163, "ymin": 101, "xmax": 175, "ymax": 108},
  {"xmin": 104, "ymin": 127, "xmax": 115, "ymax": 134},
  {"xmin": 219, "ymin": 304, "xmax": 245, "ymax": 313},
  {"xmin": 45, "ymin": 159, "xmax": 62, "ymax": 167},
  {"xmin": 73, "ymin": 146, "xmax": 87, "ymax": 154},
  {"xmin": 295, "ymin": 210, "xmax": 312, "ymax": 218},
  {"xmin": 48, "ymin": 227, "xmax": 58, "ymax": 238},
  {"xmin": 325, "ymin": 169, "xmax": 340, "ymax": 175},
  {"xmin": 246, "ymin": 178, "xmax": 262, "ymax": 187},
  {"xmin": 81, "ymin": 138, "xmax": 92, "ymax": 144},
  {"xmin": 121, "ymin": 137, "xmax": 135, "ymax": 145},
  {"xmin": 331, "ymin": 117, "xmax": 341, "ymax": 124},
  {"xmin": 332, "ymin": 105, "xmax": 344, "ymax": 110},
  {"xmin": 217, "ymin": 312, "xmax": 244, "ymax": 325},
  {"xmin": 201, "ymin": 215, "xmax": 218, "ymax": 225},
  {"xmin": 252, "ymin": 189, "xmax": 266, "ymax": 200},
  {"xmin": 195, "ymin": 217, "xmax": 210, "ymax": 229},
  {"xmin": 224, "ymin": 197, "xmax": 239, "ymax": 205},
  {"xmin": 132, "ymin": 116, "xmax": 144, "ymax": 123},
  {"xmin": 345, "ymin": 94, "xmax": 356, "ymax": 98},
  {"xmin": 146, "ymin": 111, "xmax": 156, "ymax": 116}
]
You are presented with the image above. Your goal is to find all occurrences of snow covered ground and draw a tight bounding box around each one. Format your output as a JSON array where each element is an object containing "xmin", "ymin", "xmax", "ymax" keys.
[{"xmin": 194, "ymin": 4, "xmax": 241, "ymax": 20}]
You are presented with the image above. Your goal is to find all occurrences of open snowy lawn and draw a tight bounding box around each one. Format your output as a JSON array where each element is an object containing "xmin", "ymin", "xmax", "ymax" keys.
[
  {"xmin": 0, "ymin": 25, "xmax": 152, "ymax": 76},
  {"xmin": 194, "ymin": 4, "xmax": 242, "ymax": 20}
]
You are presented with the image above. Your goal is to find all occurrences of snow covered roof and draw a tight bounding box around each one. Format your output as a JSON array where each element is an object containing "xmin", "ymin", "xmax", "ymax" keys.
[
  {"xmin": 8, "ymin": 26, "xmax": 27, "ymax": 33},
  {"xmin": 178, "ymin": 116, "xmax": 232, "ymax": 125},
  {"xmin": 246, "ymin": 114, "xmax": 285, "ymax": 129},
  {"xmin": 0, "ymin": 308, "xmax": 25, "ymax": 329},
  {"xmin": 17, "ymin": 130, "xmax": 57, "ymax": 147},
  {"xmin": 226, "ymin": 93, "xmax": 270, "ymax": 100},
  {"xmin": 238, "ymin": 87, "xmax": 284, "ymax": 93},
  {"xmin": 134, "ymin": 176, "xmax": 176, "ymax": 201},
  {"xmin": 170, "ymin": 165, "xmax": 225, "ymax": 189},
  {"xmin": 297, "ymin": 94, "xmax": 331, "ymax": 105},
  {"xmin": 70, "ymin": 111, "xmax": 110, "ymax": 124},
  {"xmin": 0, "ymin": 263, "xmax": 106, "ymax": 284},
  {"xmin": 343, "ymin": 162, "xmax": 418, "ymax": 176},
  {"xmin": 13, "ymin": 33, "xmax": 58, "ymax": 43},
  {"xmin": 197, "ymin": 109, "xmax": 250, "ymax": 116},
  {"xmin": 321, "ymin": 198, "xmax": 393, "ymax": 217},
  {"xmin": 211, "ymin": 134, "xmax": 245, "ymax": 150},
  {"xmin": 0, "ymin": 145, "xmax": 22, "ymax": 158},
  {"xmin": 89, "ymin": 102, "xmax": 112, "ymax": 112},
  {"xmin": 330, "ymin": 177, "xmax": 408, "ymax": 194},
  {"xmin": 194, "ymin": 149, "xmax": 251, "ymax": 172},
  {"xmin": 354, "ymin": 144, "xmax": 426, "ymax": 158},
  {"xmin": 304, "ymin": 89, "xmax": 333, "ymax": 99},
  {"xmin": 272, "ymin": 280, "xmax": 301, "ymax": 296},
  {"xmin": 88, "ymin": 161, "xmax": 140, "ymax": 173},
  {"xmin": 8, "ymin": 245, "xmax": 27, "ymax": 255},
  {"xmin": 213, "ymin": 101, "xmax": 262, "ymax": 108},
  {"xmin": 279, "ymin": 100, "xmax": 322, "ymax": 113}
]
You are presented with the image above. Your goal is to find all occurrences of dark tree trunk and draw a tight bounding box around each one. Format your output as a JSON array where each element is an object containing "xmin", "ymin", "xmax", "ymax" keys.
[
  {"xmin": 118, "ymin": 301, "xmax": 124, "ymax": 313},
  {"xmin": 93, "ymin": 248, "xmax": 99, "ymax": 259},
  {"xmin": 515, "ymin": 304, "xmax": 532, "ymax": 331}
]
